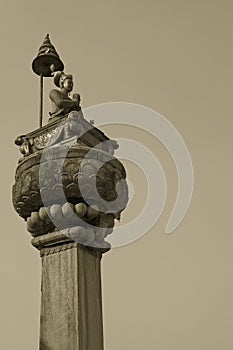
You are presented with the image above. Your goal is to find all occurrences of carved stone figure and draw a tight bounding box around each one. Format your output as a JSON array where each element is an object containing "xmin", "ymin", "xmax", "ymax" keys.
[{"xmin": 49, "ymin": 71, "xmax": 81, "ymax": 121}]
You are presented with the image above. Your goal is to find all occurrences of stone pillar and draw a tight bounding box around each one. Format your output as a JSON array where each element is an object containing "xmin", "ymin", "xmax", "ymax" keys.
[
  {"xmin": 12, "ymin": 111, "xmax": 128, "ymax": 350},
  {"xmin": 33, "ymin": 233, "xmax": 103, "ymax": 350}
]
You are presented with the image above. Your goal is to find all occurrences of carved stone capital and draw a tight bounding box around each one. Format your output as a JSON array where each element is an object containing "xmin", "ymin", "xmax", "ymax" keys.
[
  {"xmin": 12, "ymin": 111, "xmax": 128, "ymax": 251},
  {"xmin": 31, "ymin": 231, "xmax": 110, "ymax": 256}
]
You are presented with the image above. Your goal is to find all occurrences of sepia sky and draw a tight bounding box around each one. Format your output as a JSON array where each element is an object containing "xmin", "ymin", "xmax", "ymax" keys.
[{"xmin": 1, "ymin": 1, "xmax": 233, "ymax": 349}]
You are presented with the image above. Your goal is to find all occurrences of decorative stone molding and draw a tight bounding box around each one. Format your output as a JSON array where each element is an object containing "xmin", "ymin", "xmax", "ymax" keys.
[
  {"xmin": 12, "ymin": 111, "xmax": 128, "ymax": 251},
  {"xmin": 14, "ymin": 110, "xmax": 118, "ymax": 158},
  {"xmin": 31, "ymin": 231, "xmax": 110, "ymax": 256}
]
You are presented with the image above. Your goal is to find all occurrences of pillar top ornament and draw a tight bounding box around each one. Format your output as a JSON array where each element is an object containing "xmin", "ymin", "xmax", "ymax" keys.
[{"xmin": 12, "ymin": 36, "xmax": 128, "ymax": 253}]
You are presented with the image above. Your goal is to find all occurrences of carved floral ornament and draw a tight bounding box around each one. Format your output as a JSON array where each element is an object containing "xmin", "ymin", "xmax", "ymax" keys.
[{"xmin": 13, "ymin": 111, "xmax": 128, "ymax": 250}]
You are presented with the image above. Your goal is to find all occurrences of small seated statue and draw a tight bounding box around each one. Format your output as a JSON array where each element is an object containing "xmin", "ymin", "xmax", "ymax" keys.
[{"xmin": 49, "ymin": 71, "xmax": 81, "ymax": 121}]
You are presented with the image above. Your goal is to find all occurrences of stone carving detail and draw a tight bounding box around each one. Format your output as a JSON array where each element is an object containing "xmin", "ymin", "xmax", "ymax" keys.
[
  {"xmin": 13, "ymin": 107, "xmax": 127, "ymax": 250},
  {"xmin": 13, "ymin": 127, "xmax": 128, "ymax": 249},
  {"xmin": 26, "ymin": 202, "xmax": 115, "ymax": 250},
  {"xmin": 13, "ymin": 147, "xmax": 127, "ymax": 216},
  {"xmin": 15, "ymin": 111, "xmax": 119, "ymax": 158}
]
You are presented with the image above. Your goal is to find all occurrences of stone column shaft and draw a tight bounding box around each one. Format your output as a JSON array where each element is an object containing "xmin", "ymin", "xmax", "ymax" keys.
[{"xmin": 39, "ymin": 240, "xmax": 103, "ymax": 350}]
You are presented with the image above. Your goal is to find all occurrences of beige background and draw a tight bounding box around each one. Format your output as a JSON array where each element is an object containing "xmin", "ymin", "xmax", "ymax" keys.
[{"xmin": 1, "ymin": 0, "xmax": 233, "ymax": 349}]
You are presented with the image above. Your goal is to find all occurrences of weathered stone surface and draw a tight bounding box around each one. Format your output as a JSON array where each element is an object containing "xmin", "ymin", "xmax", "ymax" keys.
[
  {"xmin": 12, "ymin": 145, "xmax": 127, "ymax": 219},
  {"xmin": 39, "ymin": 241, "xmax": 103, "ymax": 350},
  {"xmin": 12, "ymin": 112, "xmax": 128, "ymax": 248}
]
